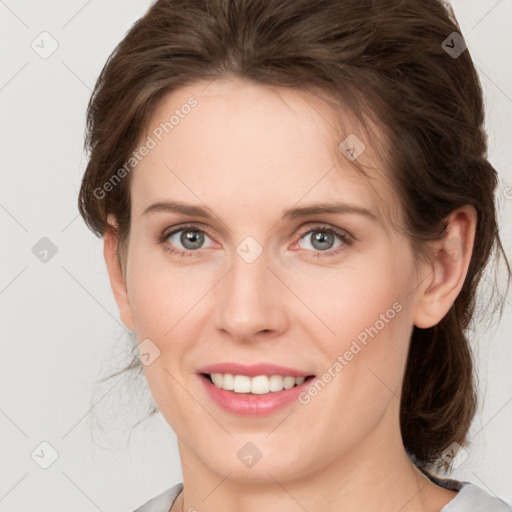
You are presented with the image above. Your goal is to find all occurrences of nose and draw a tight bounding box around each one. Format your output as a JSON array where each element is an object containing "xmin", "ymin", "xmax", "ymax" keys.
[{"xmin": 213, "ymin": 245, "xmax": 289, "ymax": 342}]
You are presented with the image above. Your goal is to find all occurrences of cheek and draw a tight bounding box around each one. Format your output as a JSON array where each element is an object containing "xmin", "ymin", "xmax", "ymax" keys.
[
  {"xmin": 297, "ymin": 294, "xmax": 412, "ymax": 448},
  {"xmin": 287, "ymin": 257, "xmax": 409, "ymax": 342},
  {"xmin": 291, "ymin": 255, "xmax": 414, "ymax": 394},
  {"xmin": 126, "ymin": 250, "xmax": 207, "ymax": 421},
  {"xmin": 126, "ymin": 245, "xmax": 210, "ymax": 336}
]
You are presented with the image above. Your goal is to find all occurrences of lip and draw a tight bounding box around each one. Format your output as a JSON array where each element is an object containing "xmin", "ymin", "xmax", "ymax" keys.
[
  {"xmin": 196, "ymin": 362, "xmax": 312, "ymax": 378},
  {"xmin": 198, "ymin": 373, "xmax": 316, "ymax": 416}
]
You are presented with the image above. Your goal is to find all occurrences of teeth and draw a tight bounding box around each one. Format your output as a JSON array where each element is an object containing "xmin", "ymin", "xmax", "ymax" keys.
[{"xmin": 209, "ymin": 373, "xmax": 307, "ymax": 394}]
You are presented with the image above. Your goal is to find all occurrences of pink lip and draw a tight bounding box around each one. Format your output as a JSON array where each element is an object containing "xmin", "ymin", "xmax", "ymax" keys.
[
  {"xmin": 198, "ymin": 373, "xmax": 316, "ymax": 416},
  {"xmin": 196, "ymin": 362, "xmax": 312, "ymax": 378}
]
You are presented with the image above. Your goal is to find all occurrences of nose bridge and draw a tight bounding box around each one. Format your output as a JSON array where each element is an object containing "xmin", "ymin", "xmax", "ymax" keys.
[{"xmin": 214, "ymin": 239, "xmax": 286, "ymax": 337}]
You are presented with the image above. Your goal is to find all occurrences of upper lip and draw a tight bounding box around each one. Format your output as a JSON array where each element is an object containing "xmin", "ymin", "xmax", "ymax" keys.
[{"xmin": 197, "ymin": 362, "xmax": 314, "ymax": 378}]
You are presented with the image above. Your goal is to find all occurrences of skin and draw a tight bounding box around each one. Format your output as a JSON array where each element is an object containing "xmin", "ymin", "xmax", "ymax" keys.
[{"xmin": 103, "ymin": 77, "xmax": 477, "ymax": 512}]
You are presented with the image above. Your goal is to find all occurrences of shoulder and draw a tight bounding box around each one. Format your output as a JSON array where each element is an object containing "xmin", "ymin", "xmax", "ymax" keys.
[
  {"xmin": 407, "ymin": 453, "xmax": 511, "ymax": 512},
  {"xmin": 441, "ymin": 481, "xmax": 511, "ymax": 511},
  {"xmin": 131, "ymin": 482, "xmax": 183, "ymax": 512}
]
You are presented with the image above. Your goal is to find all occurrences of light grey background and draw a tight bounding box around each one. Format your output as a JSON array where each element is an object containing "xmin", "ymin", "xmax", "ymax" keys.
[{"xmin": 1, "ymin": 1, "xmax": 511, "ymax": 510}]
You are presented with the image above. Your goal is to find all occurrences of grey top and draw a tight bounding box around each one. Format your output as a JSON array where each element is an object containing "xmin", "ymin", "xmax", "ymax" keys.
[{"xmin": 132, "ymin": 473, "xmax": 511, "ymax": 512}]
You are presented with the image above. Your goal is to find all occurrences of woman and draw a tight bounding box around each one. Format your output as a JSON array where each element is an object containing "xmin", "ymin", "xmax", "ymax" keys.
[{"xmin": 78, "ymin": 0, "xmax": 511, "ymax": 510}]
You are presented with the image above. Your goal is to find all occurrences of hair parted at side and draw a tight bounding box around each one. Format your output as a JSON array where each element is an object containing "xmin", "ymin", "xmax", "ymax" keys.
[{"xmin": 78, "ymin": 0, "xmax": 511, "ymax": 472}]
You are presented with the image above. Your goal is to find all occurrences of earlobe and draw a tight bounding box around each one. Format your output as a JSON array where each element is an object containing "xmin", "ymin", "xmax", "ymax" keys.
[
  {"xmin": 412, "ymin": 205, "xmax": 477, "ymax": 329},
  {"xmin": 103, "ymin": 215, "xmax": 135, "ymax": 331}
]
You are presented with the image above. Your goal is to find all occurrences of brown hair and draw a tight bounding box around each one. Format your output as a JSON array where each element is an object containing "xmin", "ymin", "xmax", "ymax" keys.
[{"xmin": 78, "ymin": 0, "xmax": 510, "ymax": 472}]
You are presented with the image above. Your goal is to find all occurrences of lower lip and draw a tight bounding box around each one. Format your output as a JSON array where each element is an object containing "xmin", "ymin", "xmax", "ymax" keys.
[{"xmin": 198, "ymin": 374, "xmax": 316, "ymax": 416}]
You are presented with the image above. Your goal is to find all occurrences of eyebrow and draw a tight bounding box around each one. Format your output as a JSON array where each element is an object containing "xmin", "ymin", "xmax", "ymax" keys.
[{"xmin": 142, "ymin": 200, "xmax": 378, "ymax": 222}]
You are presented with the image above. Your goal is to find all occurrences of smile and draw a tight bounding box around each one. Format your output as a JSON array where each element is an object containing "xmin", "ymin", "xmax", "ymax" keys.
[{"xmin": 198, "ymin": 373, "xmax": 316, "ymax": 416}]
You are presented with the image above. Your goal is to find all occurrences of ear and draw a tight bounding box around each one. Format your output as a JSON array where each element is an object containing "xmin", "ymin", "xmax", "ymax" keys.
[
  {"xmin": 412, "ymin": 205, "xmax": 477, "ymax": 329},
  {"xmin": 103, "ymin": 214, "xmax": 135, "ymax": 331}
]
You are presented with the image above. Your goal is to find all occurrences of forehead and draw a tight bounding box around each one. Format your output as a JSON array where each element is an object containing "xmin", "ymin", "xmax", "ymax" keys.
[{"xmin": 130, "ymin": 77, "xmax": 397, "ymax": 227}]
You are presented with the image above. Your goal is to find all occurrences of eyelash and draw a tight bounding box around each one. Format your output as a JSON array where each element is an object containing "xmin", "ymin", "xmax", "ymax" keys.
[{"xmin": 157, "ymin": 223, "xmax": 353, "ymax": 258}]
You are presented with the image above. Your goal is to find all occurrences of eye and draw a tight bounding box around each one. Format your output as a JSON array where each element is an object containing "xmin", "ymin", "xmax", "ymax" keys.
[
  {"xmin": 158, "ymin": 224, "xmax": 214, "ymax": 256},
  {"xmin": 157, "ymin": 223, "xmax": 353, "ymax": 258},
  {"xmin": 296, "ymin": 225, "xmax": 352, "ymax": 257}
]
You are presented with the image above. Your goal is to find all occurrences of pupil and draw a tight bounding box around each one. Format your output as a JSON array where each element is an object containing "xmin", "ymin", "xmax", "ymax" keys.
[{"xmin": 181, "ymin": 230, "xmax": 204, "ymax": 249}]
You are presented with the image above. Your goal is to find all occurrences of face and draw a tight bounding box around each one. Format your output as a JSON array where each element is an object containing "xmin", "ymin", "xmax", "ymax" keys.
[{"xmin": 110, "ymin": 77, "xmax": 426, "ymax": 483}]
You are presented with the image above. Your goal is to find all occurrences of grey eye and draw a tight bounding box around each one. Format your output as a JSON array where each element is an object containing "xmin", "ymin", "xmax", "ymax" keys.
[
  {"xmin": 168, "ymin": 229, "xmax": 212, "ymax": 250},
  {"xmin": 299, "ymin": 230, "xmax": 343, "ymax": 251}
]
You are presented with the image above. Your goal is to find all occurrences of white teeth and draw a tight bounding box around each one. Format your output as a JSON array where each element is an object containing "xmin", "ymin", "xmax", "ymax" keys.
[
  {"xmin": 222, "ymin": 373, "xmax": 234, "ymax": 390},
  {"xmin": 269, "ymin": 375, "xmax": 283, "ymax": 392},
  {"xmin": 251, "ymin": 375, "xmax": 269, "ymax": 394},
  {"xmin": 209, "ymin": 373, "xmax": 308, "ymax": 394},
  {"xmin": 211, "ymin": 373, "xmax": 223, "ymax": 388},
  {"xmin": 283, "ymin": 376, "xmax": 296, "ymax": 389},
  {"xmin": 233, "ymin": 375, "xmax": 251, "ymax": 393}
]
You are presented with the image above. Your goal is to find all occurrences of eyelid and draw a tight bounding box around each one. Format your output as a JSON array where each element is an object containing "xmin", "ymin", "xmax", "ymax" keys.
[
  {"xmin": 295, "ymin": 222, "xmax": 354, "ymax": 242},
  {"xmin": 158, "ymin": 222, "xmax": 215, "ymax": 242},
  {"xmin": 159, "ymin": 221, "xmax": 354, "ymax": 240}
]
